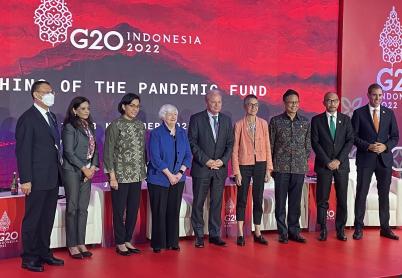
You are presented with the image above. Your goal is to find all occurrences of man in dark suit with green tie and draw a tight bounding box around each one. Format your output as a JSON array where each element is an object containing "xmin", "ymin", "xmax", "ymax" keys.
[{"xmin": 311, "ymin": 92, "xmax": 354, "ymax": 241}]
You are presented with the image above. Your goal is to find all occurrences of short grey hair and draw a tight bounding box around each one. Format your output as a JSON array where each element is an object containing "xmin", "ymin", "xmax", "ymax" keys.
[
  {"xmin": 158, "ymin": 104, "xmax": 178, "ymax": 120},
  {"xmin": 205, "ymin": 88, "xmax": 222, "ymax": 102}
]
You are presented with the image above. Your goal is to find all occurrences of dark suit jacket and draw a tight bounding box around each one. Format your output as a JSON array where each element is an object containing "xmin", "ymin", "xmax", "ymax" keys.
[
  {"xmin": 311, "ymin": 112, "xmax": 354, "ymax": 173},
  {"xmin": 15, "ymin": 105, "xmax": 62, "ymax": 190},
  {"xmin": 188, "ymin": 110, "xmax": 234, "ymax": 178},
  {"xmin": 61, "ymin": 123, "xmax": 99, "ymax": 172},
  {"xmin": 351, "ymin": 104, "xmax": 399, "ymax": 168}
]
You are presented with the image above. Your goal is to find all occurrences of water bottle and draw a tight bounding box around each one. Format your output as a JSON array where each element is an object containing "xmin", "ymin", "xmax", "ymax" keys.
[{"xmin": 10, "ymin": 172, "xmax": 18, "ymax": 195}]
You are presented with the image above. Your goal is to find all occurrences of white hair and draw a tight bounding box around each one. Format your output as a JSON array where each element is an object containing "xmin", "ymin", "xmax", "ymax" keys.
[
  {"xmin": 205, "ymin": 88, "xmax": 222, "ymax": 102},
  {"xmin": 158, "ymin": 104, "xmax": 178, "ymax": 120}
]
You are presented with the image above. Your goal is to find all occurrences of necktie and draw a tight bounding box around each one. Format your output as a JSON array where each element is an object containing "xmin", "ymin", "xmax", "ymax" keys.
[
  {"xmin": 46, "ymin": 111, "xmax": 61, "ymax": 150},
  {"xmin": 212, "ymin": 115, "xmax": 218, "ymax": 142},
  {"xmin": 329, "ymin": 115, "xmax": 336, "ymax": 140},
  {"xmin": 372, "ymin": 109, "xmax": 379, "ymax": 133}
]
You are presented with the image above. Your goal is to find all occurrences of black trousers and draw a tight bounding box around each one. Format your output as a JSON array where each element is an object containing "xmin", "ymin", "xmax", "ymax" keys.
[
  {"xmin": 273, "ymin": 172, "xmax": 304, "ymax": 237},
  {"xmin": 191, "ymin": 173, "xmax": 225, "ymax": 238},
  {"xmin": 236, "ymin": 162, "xmax": 266, "ymax": 224},
  {"xmin": 21, "ymin": 186, "xmax": 59, "ymax": 262},
  {"xmin": 316, "ymin": 170, "xmax": 348, "ymax": 232},
  {"xmin": 111, "ymin": 182, "xmax": 141, "ymax": 245},
  {"xmin": 148, "ymin": 182, "xmax": 185, "ymax": 249},
  {"xmin": 354, "ymin": 158, "xmax": 392, "ymax": 230},
  {"xmin": 63, "ymin": 169, "xmax": 91, "ymax": 247}
]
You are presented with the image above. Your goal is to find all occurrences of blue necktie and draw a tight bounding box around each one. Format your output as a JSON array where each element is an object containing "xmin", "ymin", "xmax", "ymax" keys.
[
  {"xmin": 46, "ymin": 111, "xmax": 61, "ymax": 150},
  {"xmin": 212, "ymin": 115, "xmax": 218, "ymax": 142}
]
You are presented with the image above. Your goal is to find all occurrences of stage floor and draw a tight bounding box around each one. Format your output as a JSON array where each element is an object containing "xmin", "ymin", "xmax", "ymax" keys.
[{"xmin": 1, "ymin": 229, "xmax": 401, "ymax": 278}]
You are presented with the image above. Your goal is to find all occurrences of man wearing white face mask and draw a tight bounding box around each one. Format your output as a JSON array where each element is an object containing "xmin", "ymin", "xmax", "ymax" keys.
[{"xmin": 16, "ymin": 80, "xmax": 64, "ymax": 272}]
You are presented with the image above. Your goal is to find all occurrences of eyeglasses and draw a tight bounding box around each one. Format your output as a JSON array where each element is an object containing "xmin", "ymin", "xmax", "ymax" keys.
[
  {"xmin": 247, "ymin": 103, "xmax": 259, "ymax": 108},
  {"xmin": 325, "ymin": 99, "xmax": 339, "ymax": 104}
]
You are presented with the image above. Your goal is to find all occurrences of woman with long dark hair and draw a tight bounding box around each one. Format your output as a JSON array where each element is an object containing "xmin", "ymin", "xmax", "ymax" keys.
[{"xmin": 62, "ymin": 96, "xmax": 99, "ymax": 259}]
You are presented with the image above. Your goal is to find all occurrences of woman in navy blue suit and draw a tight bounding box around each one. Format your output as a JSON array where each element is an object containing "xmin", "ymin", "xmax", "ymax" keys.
[{"xmin": 147, "ymin": 104, "xmax": 192, "ymax": 253}]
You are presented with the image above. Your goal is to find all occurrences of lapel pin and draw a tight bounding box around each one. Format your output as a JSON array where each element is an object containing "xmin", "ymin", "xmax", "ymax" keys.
[
  {"xmin": 339, "ymin": 120, "xmax": 342, "ymax": 124},
  {"xmin": 382, "ymin": 111, "xmax": 385, "ymax": 114}
]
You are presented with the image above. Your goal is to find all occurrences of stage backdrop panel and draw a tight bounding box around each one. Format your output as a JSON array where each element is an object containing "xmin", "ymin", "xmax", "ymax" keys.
[
  {"xmin": 0, "ymin": 1, "xmax": 339, "ymax": 187},
  {"xmin": 340, "ymin": 0, "xmax": 402, "ymax": 173}
]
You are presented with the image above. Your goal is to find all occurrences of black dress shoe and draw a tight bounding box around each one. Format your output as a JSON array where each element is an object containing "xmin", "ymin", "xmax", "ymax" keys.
[
  {"xmin": 254, "ymin": 234, "xmax": 268, "ymax": 245},
  {"xmin": 380, "ymin": 229, "xmax": 399, "ymax": 240},
  {"xmin": 21, "ymin": 261, "xmax": 44, "ymax": 272},
  {"xmin": 167, "ymin": 246, "xmax": 181, "ymax": 251},
  {"xmin": 69, "ymin": 252, "xmax": 84, "ymax": 259},
  {"xmin": 126, "ymin": 246, "xmax": 141, "ymax": 254},
  {"xmin": 289, "ymin": 234, "xmax": 307, "ymax": 243},
  {"xmin": 278, "ymin": 234, "xmax": 288, "ymax": 244},
  {"xmin": 237, "ymin": 236, "xmax": 245, "ymax": 246},
  {"xmin": 209, "ymin": 237, "xmax": 227, "ymax": 246},
  {"xmin": 153, "ymin": 248, "xmax": 161, "ymax": 253},
  {"xmin": 115, "ymin": 247, "xmax": 131, "ymax": 256},
  {"xmin": 353, "ymin": 229, "xmax": 363, "ymax": 240},
  {"xmin": 195, "ymin": 237, "xmax": 204, "ymax": 248},
  {"xmin": 80, "ymin": 250, "xmax": 93, "ymax": 257},
  {"xmin": 41, "ymin": 255, "xmax": 64, "ymax": 266},
  {"xmin": 336, "ymin": 232, "xmax": 347, "ymax": 241},
  {"xmin": 318, "ymin": 228, "xmax": 327, "ymax": 241}
]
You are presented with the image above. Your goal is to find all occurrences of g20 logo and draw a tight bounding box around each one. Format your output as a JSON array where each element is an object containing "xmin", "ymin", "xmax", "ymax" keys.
[
  {"xmin": 225, "ymin": 214, "xmax": 236, "ymax": 222},
  {"xmin": 69, "ymin": 29, "xmax": 160, "ymax": 53},
  {"xmin": 0, "ymin": 231, "xmax": 18, "ymax": 242},
  {"xmin": 327, "ymin": 210, "xmax": 335, "ymax": 220},
  {"xmin": 70, "ymin": 29, "xmax": 124, "ymax": 51}
]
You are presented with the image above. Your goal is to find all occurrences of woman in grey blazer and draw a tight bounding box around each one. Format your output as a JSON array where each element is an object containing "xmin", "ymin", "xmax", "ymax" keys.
[{"xmin": 62, "ymin": 96, "xmax": 99, "ymax": 259}]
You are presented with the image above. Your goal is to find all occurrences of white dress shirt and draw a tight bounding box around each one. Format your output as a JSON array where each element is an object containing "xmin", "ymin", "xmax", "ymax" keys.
[
  {"xmin": 326, "ymin": 111, "xmax": 337, "ymax": 128},
  {"xmin": 34, "ymin": 103, "xmax": 50, "ymax": 125},
  {"xmin": 207, "ymin": 110, "xmax": 219, "ymax": 141},
  {"xmin": 369, "ymin": 105, "xmax": 381, "ymax": 121}
]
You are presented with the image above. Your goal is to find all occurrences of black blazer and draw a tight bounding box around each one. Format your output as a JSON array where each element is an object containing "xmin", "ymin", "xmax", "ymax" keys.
[
  {"xmin": 188, "ymin": 110, "xmax": 234, "ymax": 178},
  {"xmin": 62, "ymin": 123, "xmax": 99, "ymax": 172},
  {"xmin": 351, "ymin": 104, "xmax": 399, "ymax": 168},
  {"xmin": 311, "ymin": 112, "xmax": 354, "ymax": 173},
  {"xmin": 15, "ymin": 105, "xmax": 62, "ymax": 190}
]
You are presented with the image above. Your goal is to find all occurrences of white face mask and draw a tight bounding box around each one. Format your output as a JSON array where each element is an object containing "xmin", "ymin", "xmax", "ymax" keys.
[{"xmin": 41, "ymin": 93, "xmax": 55, "ymax": 107}]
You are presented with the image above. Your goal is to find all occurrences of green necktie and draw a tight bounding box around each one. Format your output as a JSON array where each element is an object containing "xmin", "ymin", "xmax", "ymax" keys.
[{"xmin": 329, "ymin": 115, "xmax": 336, "ymax": 140}]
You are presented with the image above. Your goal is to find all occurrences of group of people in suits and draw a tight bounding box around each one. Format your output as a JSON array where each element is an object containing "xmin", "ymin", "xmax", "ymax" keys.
[{"xmin": 15, "ymin": 81, "xmax": 399, "ymax": 272}]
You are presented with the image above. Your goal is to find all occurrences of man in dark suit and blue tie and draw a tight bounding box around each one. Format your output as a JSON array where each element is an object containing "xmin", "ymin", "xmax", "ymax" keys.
[
  {"xmin": 351, "ymin": 83, "xmax": 399, "ymax": 240},
  {"xmin": 311, "ymin": 92, "xmax": 354, "ymax": 241},
  {"xmin": 16, "ymin": 81, "xmax": 64, "ymax": 272},
  {"xmin": 188, "ymin": 89, "xmax": 234, "ymax": 248}
]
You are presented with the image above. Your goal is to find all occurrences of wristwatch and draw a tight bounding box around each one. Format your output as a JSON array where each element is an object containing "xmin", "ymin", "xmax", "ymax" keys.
[{"xmin": 178, "ymin": 169, "xmax": 185, "ymax": 174}]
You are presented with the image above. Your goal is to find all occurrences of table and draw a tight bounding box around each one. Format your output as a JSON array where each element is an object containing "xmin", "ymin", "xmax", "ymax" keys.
[{"xmin": 0, "ymin": 192, "xmax": 25, "ymax": 259}]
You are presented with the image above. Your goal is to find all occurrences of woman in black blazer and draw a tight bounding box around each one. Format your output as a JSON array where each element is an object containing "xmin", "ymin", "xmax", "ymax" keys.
[{"xmin": 62, "ymin": 96, "xmax": 99, "ymax": 259}]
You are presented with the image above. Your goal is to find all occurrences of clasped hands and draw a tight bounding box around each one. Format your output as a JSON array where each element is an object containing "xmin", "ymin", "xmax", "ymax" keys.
[
  {"xmin": 206, "ymin": 159, "xmax": 223, "ymax": 170},
  {"xmin": 368, "ymin": 142, "xmax": 387, "ymax": 154},
  {"xmin": 327, "ymin": 159, "xmax": 340, "ymax": 171},
  {"xmin": 167, "ymin": 172, "xmax": 183, "ymax": 186},
  {"xmin": 82, "ymin": 166, "xmax": 96, "ymax": 182}
]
